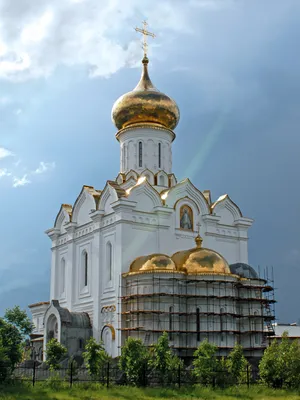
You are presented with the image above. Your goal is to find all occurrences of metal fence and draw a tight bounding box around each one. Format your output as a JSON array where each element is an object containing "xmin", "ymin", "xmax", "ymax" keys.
[{"xmin": 1, "ymin": 362, "xmax": 260, "ymax": 388}]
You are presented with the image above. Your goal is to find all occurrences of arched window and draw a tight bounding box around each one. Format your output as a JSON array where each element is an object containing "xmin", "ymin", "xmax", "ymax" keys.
[
  {"xmin": 82, "ymin": 251, "xmax": 88, "ymax": 287},
  {"xmin": 158, "ymin": 143, "xmax": 161, "ymax": 168},
  {"xmin": 196, "ymin": 308, "xmax": 200, "ymax": 341},
  {"xmin": 139, "ymin": 141, "xmax": 143, "ymax": 167},
  {"xmin": 169, "ymin": 306, "xmax": 173, "ymax": 340},
  {"xmin": 107, "ymin": 242, "xmax": 113, "ymax": 281},
  {"xmin": 61, "ymin": 258, "xmax": 66, "ymax": 296}
]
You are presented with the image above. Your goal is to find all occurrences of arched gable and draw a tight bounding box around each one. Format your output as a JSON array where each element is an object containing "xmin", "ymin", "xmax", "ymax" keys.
[
  {"xmin": 156, "ymin": 170, "xmax": 168, "ymax": 187},
  {"xmin": 120, "ymin": 176, "xmax": 137, "ymax": 191},
  {"xmin": 54, "ymin": 204, "xmax": 72, "ymax": 234},
  {"xmin": 140, "ymin": 168, "xmax": 155, "ymax": 185},
  {"xmin": 72, "ymin": 186, "xmax": 100, "ymax": 225},
  {"xmin": 115, "ymin": 173, "xmax": 125, "ymax": 185},
  {"xmin": 98, "ymin": 181, "xmax": 126, "ymax": 213},
  {"xmin": 125, "ymin": 169, "xmax": 139, "ymax": 181},
  {"xmin": 211, "ymin": 194, "xmax": 242, "ymax": 223},
  {"xmin": 127, "ymin": 180, "xmax": 162, "ymax": 212},
  {"xmin": 165, "ymin": 178, "xmax": 210, "ymax": 215}
]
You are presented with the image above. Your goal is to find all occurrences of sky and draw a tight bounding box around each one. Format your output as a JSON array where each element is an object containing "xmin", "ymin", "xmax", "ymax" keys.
[{"xmin": 0, "ymin": 0, "xmax": 299, "ymax": 323}]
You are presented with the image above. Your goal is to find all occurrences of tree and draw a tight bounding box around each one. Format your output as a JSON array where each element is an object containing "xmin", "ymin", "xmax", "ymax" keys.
[
  {"xmin": 46, "ymin": 338, "xmax": 67, "ymax": 371},
  {"xmin": 259, "ymin": 332, "xmax": 300, "ymax": 388},
  {"xmin": 0, "ymin": 337, "xmax": 10, "ymax": 383},
  {"xmin": 150, "ymin": 332, "xmax": 183, "ymax": 384},
  {"xmin": 119, "ymin": 337, "xmax": 150, "ymax": 386},
  {"xmin": 226, "ymin": 343, "xmax": 250, "ymax": 385},
  {"xmin": 83, "ymin": 337, "xmax": 109, "ymax": 378},
  {"xmin": 4, "ymin": 306, "xmax": 33, "ymax": 339},
  {"xmin": 0, "ymin": 318, "xmax": 23, "ymax": 370},
  {"xmin": 192, "ymin": 339, "xmax": 219, "ymax": 386}
]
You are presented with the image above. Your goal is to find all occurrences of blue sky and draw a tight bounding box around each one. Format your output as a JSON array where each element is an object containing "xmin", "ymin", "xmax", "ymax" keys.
[{"xmin": 0, "ymin": 0, "xmax": 300, "ymax": 322}]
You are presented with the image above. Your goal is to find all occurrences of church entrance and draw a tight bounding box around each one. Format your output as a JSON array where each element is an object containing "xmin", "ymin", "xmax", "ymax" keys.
[{"xmin": 47, "ymin": 314, "xmax": 59, "ymax": 341}]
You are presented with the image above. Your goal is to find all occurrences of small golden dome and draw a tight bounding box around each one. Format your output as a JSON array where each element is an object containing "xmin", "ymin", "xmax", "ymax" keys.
[
  {"xmin": 130, "ymin": 254, "xmax": 176, "ymax": 273},
  {"xmin": 172, "ymin": 236, "xmax": 231, "ymax": 275},
  {"xmin": 111, "ymin": 56, "xmax": 180, "ymax": 131}
]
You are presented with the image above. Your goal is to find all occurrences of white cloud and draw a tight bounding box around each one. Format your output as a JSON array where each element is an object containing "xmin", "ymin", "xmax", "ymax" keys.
[
  {"xmin": 33, "ymin": 161, "xmax": 55, "ymax": 174},
  {"xmin": 0, "ymin": 0, "xmax": 230, "ymax": 81},
  {"xmin": 0, "ymin": 168, "xmax": 11, "ymax": 178},
  {"xmin": 0, "ymin": 147, "xmax": 14, "ymax": 159},
  {"xmin": 12, "ymin": 175, "xmax": 31, "ymax": 188},
  {"xmin": 0, "ymin": 96, "xmax": 12, "ymax": 105}
]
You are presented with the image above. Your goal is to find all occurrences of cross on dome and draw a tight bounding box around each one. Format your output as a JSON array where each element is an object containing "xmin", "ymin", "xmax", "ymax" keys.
[{"xmin": 135, "ymin": 20, "xmax": 156, "ymax": 58}]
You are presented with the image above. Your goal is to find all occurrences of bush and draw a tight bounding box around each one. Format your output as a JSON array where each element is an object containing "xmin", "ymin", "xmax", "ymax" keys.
[
  {"xmin": 45, "ymin": 339, "xmax": 67, "ymax": 371},
  {"xmin": 83, "ymin": 337, "xmax": 109, "ymax": 379},
  {"xmin": 226, "ymin": 343, "xmax": 250, "ymax": 385},
  {"xmin": 150, "ymin": 332, "xmax": 183, "ymax": 385},
  {"xmin": 192, "ymin": 339, "xmax": 219, "ymax": 386},
  {"xmin": 119, "ymin": 337, "xmax": 150, "ymax": 386}
]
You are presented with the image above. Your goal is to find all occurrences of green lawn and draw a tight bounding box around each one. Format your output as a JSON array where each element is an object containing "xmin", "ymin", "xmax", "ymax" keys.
[{"xmin": 1, "ymin": 385, "xmax": 300, "ymax": 400}]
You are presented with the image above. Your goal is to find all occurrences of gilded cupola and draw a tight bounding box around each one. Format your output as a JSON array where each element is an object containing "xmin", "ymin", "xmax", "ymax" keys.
[
  {"xmin": 171, "ymin": 236, "xmax": 231, "ymax": 275},
  {"xmin": 111, "ymin": 56, "xmax": 180, "ymax": 131}
]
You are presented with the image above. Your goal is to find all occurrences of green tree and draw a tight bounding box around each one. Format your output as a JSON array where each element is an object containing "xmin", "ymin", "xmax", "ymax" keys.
[
  {"xmin": 83, "ymin": 337, "xmax": 109, "ymax": 378},
  {"xmin": 46, "ymin": 338, "xmax": 67, "ymax": 371},
  {"xmin": 259, "ymin": 332, "xmax": 300, "ymax": 388},
  {"xmin": 0, "ymin": 337, "xmax": 10, "ymax": 382},
  {"xmin": 150, "ymin": 332, "xmax": 183, "ymax": 384},
  {"xmin": 119, "ymin": 337, "xmax": 150, "ymax": 386},
  {"xmin": 0, "ymin": 318, "xmax": 23, "ymax": 370},
  {"xmin": 192, "ymin": 339, "xmax": 219, "ymax": 386},
  {"xmin": 4, "ymin": 306, "xmax": 33, "ymax": 338},
  {"xmin": 226, "ymin": 343, "xmax": 250, "ymax": 385}
]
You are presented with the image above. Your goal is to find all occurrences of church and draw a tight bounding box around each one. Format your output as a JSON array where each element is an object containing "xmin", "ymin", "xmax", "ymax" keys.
[{"xmin": 29, "ymin": 25, "xmax": 275, "ymax": 362}]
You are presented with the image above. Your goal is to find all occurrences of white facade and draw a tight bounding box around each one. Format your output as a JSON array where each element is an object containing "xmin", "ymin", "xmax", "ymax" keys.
[{"xmin": 29, "ymin": 54, "xmax": 273, "ymax": 361}]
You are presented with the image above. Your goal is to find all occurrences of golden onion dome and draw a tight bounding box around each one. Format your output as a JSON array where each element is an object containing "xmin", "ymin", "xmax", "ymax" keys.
[
  {"xmin": 130, "ymin": 254, "xmax": 176, "ymax": 273},
  {"xmin": 171, "ymin": 236, "xmax": 231, "ymax": 275},
  {"xmin": 111, "ymin": 56, "xmax": 180, "ymax": 131}
]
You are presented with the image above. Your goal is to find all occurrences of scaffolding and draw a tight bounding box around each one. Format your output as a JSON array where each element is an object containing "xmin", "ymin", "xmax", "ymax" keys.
[{"xmin": 118, "ymin": 267, "xmax": 275, "ymax": 360}]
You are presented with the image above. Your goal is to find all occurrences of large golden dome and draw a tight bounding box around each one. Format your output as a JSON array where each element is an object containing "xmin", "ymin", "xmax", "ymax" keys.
[
  {"xmin": 111, "ymin": 56, "xmax": 180, "ymax": 131},
  {"xmin": 130, "ymin": 254, "xmax": 176, "ymax": 273},
  {"xmin": 172, "ymin": 236, "xmax": 231, "ymax": 275}
]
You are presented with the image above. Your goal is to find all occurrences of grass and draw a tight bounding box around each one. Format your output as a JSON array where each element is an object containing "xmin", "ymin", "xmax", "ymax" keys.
[{"xmin": 1, "ymin": 384, "xmax": 300, "ymax": 400}]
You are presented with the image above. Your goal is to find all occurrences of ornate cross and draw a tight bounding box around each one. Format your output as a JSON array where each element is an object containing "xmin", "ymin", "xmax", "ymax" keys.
[
  {"xmin": 196, "ymin": 221, "xmax": 201, "ymax": 235},
  {"xmin": 135, "ymin": 20, "xmax": 156, "ymax": 58}
]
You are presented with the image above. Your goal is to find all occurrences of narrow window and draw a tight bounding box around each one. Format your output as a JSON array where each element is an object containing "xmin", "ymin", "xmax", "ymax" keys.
[
  {"xmin": 78, "ymin": 338, "xmax": 84, "ymax": 350},
  {"xmin": 61, "ymin": 258, "xmax": 66, "ymax": 295},
  {"xmin": 220, "ymin": 308, "xmax": 225, "ymax": 332},
  {"xmin": 196, "ymin": 308, "xmax": 200, "ymax": 341},
  {"xmin": 169, "ymin": 306, "xmax": 173, "ymax": 340},
  {"xmin": 158, "ymin": 143, "xmax": 161, "ymax": 168},
  {"xmin": 83, "ymin": 251, "xmax": 88, "ymax": 287},
  {"xmin": 139, "ymin": 141, "xmax": 143, "ymax": 167},
  {"xmin": 107, "ymin": 242, "xmax": 113, "ymax": 281}
]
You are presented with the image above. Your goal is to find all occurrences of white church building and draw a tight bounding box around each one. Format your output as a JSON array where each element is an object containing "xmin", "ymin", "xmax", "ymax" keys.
[{"xmin": 29, "ymin": 48, "xmax": 275, "ymax": 362}]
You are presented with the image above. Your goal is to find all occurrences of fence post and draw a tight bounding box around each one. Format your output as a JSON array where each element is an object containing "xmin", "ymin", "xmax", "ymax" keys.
[
  {"xmin": 246, "ymin": 364, "xmax": 250, "ymax": 388},
  {"xmin": 32, "ymin": 361, "xmax": 36, "ymax": 387},
  {"xmin": 106, "ymin": 361, "xmax": 110, "ymax": 388},
  {"xmin": 70, "ymin": 360, "xmax": 73, "ymax": 388},
  {"xmin": 178, "ymin": 364, "xmax": 181, "ymax": 388}
]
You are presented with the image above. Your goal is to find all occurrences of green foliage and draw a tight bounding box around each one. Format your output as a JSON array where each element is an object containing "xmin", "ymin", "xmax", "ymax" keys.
[
  {"xmin": 4, "ymin": 306, "xmax": 33, "ymax": 339},
  {"xmin": 192, "ymin": 339, "xmax": 219, "ymax": 386},
  {"xmin": 226, "ymin": 342, "xmax": 250, "ymax": 385},
  {"xmin": 0, "ymin": 318, "xmax": 23, "ymax": 370},
  {"xmin": 150, "ymin": 332, "xmax": 183, "ymax": 384},
  {"xmin": 259, "ymin": 332, "xmax": 300, "ymax": 388},
  {"xmin": 119, "ymin": 337, "xmax": 150, "ymax": 386},
  {"xmin": 45, "ymin": 338, "xmax": 67, "ymax": 371},
  {"xmin": 83, "ymin": 337, "xmax": 109, "ymax": 378},
  {"xmin": 0, "ymin": 337, "xmax": 11, "ymax": 383}
]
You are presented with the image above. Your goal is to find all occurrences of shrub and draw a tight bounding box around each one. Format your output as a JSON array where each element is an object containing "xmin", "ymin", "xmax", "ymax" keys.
[
  {"xmin": 150, "ymin": 332, "xmax": 183, "ymax": 385},
  {"xmin": 83, "ymin": 337, "xmax": 109, "ymax": 379},
  {"xmin": 45, "ymin": 339, "xmax": 67, "ymax": 371},
  {"xmin": 119, "ymin": 337, "xmax": 150, "ymax": 386},
  {"xmin": 226, "ymin": 343, "xmax": 250, "ymax": 385},
  {"xmin": 192, "ymin": 339, "xmax": 219, "ymax": 386}
]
